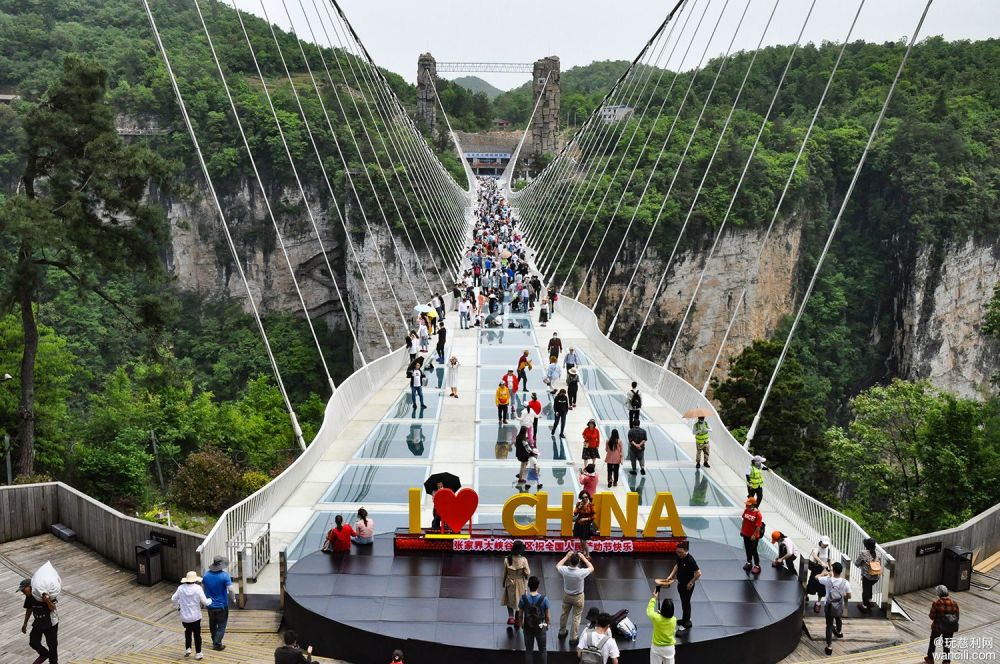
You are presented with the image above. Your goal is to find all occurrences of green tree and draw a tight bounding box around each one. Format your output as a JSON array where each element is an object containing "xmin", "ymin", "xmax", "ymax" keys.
[
  {"xmin": 0, "ymin": 56, "xmax": 169, "ymax": 475},
  {"xmin": 828, "ymin": 380, "xmax": 1000, "ymax": 540},
  {"xmin": 712, "ymin": 339, "xmax": 828, "ymax": 487}
]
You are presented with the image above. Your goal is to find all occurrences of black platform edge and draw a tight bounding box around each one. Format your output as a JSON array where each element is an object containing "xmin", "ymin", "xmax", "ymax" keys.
[{"xmin": 286, "ymin": 533, "xmax": 804, "ymax": 664}]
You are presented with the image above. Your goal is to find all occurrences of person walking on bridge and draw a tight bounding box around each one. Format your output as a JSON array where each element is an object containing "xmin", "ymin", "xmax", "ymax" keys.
[
  {"xmin": 746, "ymin": 455, "xmax": 766, "ymax": 507},
  {"xmin": 739, "ymin": 498, "xmax": 765, "ymax": 575},
  {"xmin": 693, "ymin": 416, "xmax": 711, "ymax": 469},
  {"xmin": 626, "ymin": 382, "xmax": 642, "ymax": 428},
  {"xmin": 547, "ymin": 333, "xmax": 563, "ymax": 361},
  {"xmin": 517, "ymin": 351, "xmax": 533, "ymax": 392},
  {"xmin": 496, "ymin": 381, "xmax": 512, "ymax": 425},
  {"xmin": 854, "ymin": 537, "xmax": 882, "ymax": 613}
]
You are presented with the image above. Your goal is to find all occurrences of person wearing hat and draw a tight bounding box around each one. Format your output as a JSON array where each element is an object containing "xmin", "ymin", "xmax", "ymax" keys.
[
  {"xmin": 807, "ymin": 536, "xmax": 834, "ymax": 612},
  {"xmin": 771, "ymin": 531, "xmax": 798, "ymax": 573},
  {"xmin": 566, "ymin": 367, "xmax": 580, "ymax": 409},
  {"xmin": 746, "ymin": 455, "xmax": 767, "ymax": 507},
  {"xmin": 739, "ymin": 498, "xmax": 765, "ymax": 574},
  {"xmin": 203, "ymin": 555, "xmax": 233, "ymax": 651},
  {"xmin": 19, "ymin": 578, "xmax": 58, "ymax": 664},
  {"xmin": 496, "ymin": 380, "xmax": 512, "ymax": 425},
  {"xmin": 171, "ymin": 571, "xmax": 212, "ymax": 659}
]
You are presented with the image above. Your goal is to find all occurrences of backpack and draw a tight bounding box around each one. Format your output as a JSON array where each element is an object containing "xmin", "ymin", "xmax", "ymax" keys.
[
  {"xmin": 939, "ymin": 609, "xmax": 959, "ymax": 633},
  {"xmin": 521, "ymin": 593, "xmax": 545, "ymax": 630},
  {"xmin": 579, "ymin": 628, "xmax": 612, "ymax": 664},
  {"xmin": 827, "ymin": 579, "xmax": 846, "ymax": 618},
  {"xmin": 867, "ymin": 557, "xmax": 882, "ymax": 578},
  {"xmin": 630, "ymin": 391, "xmax": 642, "ymax": 409}
]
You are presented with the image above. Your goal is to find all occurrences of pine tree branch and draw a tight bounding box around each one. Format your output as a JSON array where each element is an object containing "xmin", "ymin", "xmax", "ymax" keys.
[{"xmin": 32, "ymin": 258, "xmax": 141, "ymax": 330}]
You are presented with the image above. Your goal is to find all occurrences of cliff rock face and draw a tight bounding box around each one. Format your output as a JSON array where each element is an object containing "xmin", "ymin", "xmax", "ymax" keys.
[
  {"xmin": 899, "ymin": 238, "xmax": 1000, "ymax": 398},
  {"xmin": 586, "ymin": 222, "xmax": 802, "ymax": 389},
  {"xmin": 582, "ymin": 223, "xmax": 999, "ymax": 400},
  {"xmin": 162, "ymin": 180, "xmax": 431, "ymax": 365}
]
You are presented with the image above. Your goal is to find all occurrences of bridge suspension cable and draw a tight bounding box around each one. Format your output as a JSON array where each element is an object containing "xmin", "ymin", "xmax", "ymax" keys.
[
  {"xmin": 522, "ymin": 16, "xmax": 676, "ymax": 269},
  {"xmin": 584, "ymin": 0, "xmax": 752, "ymax": 308},
  {"xmin": 539, "ymin": 11, "xmax": 685, "ymax": 281},
  {"xmin": 498, "ymin": 70, "xmax": 551, "ymax": 192},
  {"xmin": 191, "ymin": 0, "xmax": 337, "ymax": 391},
  {"xmin": 611, "ymin": 0, "xmax": 784, "ymax": 338},
  {"xmin": 547, "ymin": 0, "xmax": 693, "ymax": 291},
  {"xmin": 695, "ymin": 0, "xmax": 868, "ymax": 392},
  {"xmin": 325, "ymin": 0, "xmax": 473, "ymax": 262},
  {"xmin": 744, "ymin": 0, "xmax": 934, "ymax": 448},
  {"xmin": 226, "ymin": 0, "xmax": 370, "ymax": 370},
  {"xmin": 647, "ymin": 0, "xmax": 817, "ymax": 365},
  {"xmin": 267, "ymin": 0, "xmax": 420, "ymax": 318},
  {"xmin": 294, "ymin": 0, "xmax": 441, "ymax": 296},
  {"xmin": 140, "ymin": 0, "xmax": 306, "ymax": 450}
]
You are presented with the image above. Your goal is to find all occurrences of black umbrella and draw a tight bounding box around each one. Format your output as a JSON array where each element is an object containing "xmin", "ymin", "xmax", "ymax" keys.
[{"xmin": 424, "ymin": 472, "xmax": 461, "ymax": 495}]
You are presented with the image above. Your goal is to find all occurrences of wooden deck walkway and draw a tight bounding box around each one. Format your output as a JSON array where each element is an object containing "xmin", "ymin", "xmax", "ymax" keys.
[
  {"xmin": 4, "ymin": 534, "xmax": 996, "ymax": 663},
  {"xmin": 780, "ymin": 571, "xmax": 1000, "ymax": 662},
  {"xmin": 0, "ymin": 535, "xmax": 295, "ymax": 664}
]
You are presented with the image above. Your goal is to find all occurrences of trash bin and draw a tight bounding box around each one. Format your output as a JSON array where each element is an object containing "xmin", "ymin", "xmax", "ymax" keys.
[
  {"xmin": 136, "ymin": 539, "xmax": 163, "ymax": 586},
  {"xmin": 943, "ymin": 545, "xmax": 972, "ymax": 592}
]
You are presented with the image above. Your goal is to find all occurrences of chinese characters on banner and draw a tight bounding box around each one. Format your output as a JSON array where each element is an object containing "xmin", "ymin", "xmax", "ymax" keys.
[{"xmin": 452, "ymin": 537, "xmax": 635, "ymax": 553}]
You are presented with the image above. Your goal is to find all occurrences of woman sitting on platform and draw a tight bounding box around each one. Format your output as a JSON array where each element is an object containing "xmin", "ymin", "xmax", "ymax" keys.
[
  {"xmin": 324, "ymin": 515, "xmax": 355, "ymax": 554},
  {"xmin": 501, "ymin": 540, "xmax": 530, "ymax": 627},
  {"xmin": 352, "ymin": 508, "xmax": 374, "ymax": 546}
]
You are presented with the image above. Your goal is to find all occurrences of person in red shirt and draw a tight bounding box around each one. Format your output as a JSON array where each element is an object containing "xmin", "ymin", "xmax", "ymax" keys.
[
  {"xmin": 740, "ymin": 498, "xmax": 765, "ymax": 574},
  {"xmin": 325, "ymin": 515, "xmax": 356, "ymax": 553},
  {"xmin": 526, "ymin": 393, "xmax": 542, "ymax": 441},
  {"xmin": 503, "ymin": 369, "xmax": 519, "ymax": 396},
  {"xmin": 582, "ymin": 419, "xmax": 601, "ymax": 462}
]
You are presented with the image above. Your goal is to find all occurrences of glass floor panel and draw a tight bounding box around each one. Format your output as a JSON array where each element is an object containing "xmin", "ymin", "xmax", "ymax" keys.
[
  {"xmin": 476, "ymin": 390, "xmax": 553, "ymax": 420},
  {"xmin": 578, "ymin": 367, "xmax": 623, "ymax": 391},
  {"xmin": 383, "ymin": 390, "xmax": 444, "ymax": 419},
  {"xmin": 321, "ymin": 464, "xmax": 430, "ymax": 504},
  {"xmin": 354, "ymin": 422, "xmax": 437, "ymax": 459},
  {"xmin": 475, "ymin": 423, "xmax": 568, "ymax": 461},
  {"xmin": 286, "ymin": 511, "xmax": 409, "ymax": 562},
  {"xmin": 600, "ymin": 425, "xmax": 690, "ymax": 461},
  {"xmin": 478, "ymin": 346, "xmax": 544, "ymax": 369},
  {"xmin": 480, "ymin": 329, "xmax": 536, "ymax": 346},
  {"xmin": 620, "ymin": 468, "xmax": 737, "ymax": 507},
  {"xmin": 475, "ymin": 465, "xmax": 580, "ymax": 506},
  {"xmin": 506, "ymin": 315, "xmax": 534, "ymax": 329},
  {"xmin": 586, "ymin": 392, "xmax": 652, "ymax": 422}
]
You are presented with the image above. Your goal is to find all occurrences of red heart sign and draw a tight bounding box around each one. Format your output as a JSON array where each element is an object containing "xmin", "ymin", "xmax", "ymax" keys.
[{"xmin": 433, "ymin": 487, "xmax": 479, "ymax": 532}]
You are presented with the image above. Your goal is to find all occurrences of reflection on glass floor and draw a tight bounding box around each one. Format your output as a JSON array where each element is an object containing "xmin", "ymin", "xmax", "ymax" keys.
[
  {"xmin": 480, "ymin": 329, "xmax": 536, "ymax": 346},
  {"xmin": 476, "ymin": 423, "xmax": 568, "ymax": 461},
  {"xmin": 680, "ymin": 515, "xmax": 778, "ymax": 555},
  {"xmin": 383, "ymin": 390, "xmax": 444, "ymax": 419},
  {"xmin": 285, "ymin": 511, "xmax": 409, "ymax": 561},
  {"xmin": 475, "ymin": 465, "xmax": 580, "ymax": 505},
  {"xmin": 476, "ymin": 390, "xmax": 553, "ymax": 420},
  {"xmin": 321, "ymin": 464, "xmax": 430, "ymax": 504},
  {"xmin": 479, "ymin": 346, "xmax": 543, "ymax": 368},
  {"xmin": 587, "ymin": 392, "xmax": 652, "ymax": 422},
  {"xmin": 354, "ymin": 422, "xmax": 437, "ymax": 459},
  {"xmin": 599, "ymin": 425, "xmax": 690, "ymax": 461},
  {"xmin": 578, "ymin": 367, "xmax": 623, "ymax": 391},
  {"xmin": 622, "ymin": 468, "xmax": 737, "ymax": 507}
]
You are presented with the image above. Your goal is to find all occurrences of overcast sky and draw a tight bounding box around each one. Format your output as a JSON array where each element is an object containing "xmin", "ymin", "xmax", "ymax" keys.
[{"xmin": 232, "ymin": 1, "xmax": 999, "ymax": 90}]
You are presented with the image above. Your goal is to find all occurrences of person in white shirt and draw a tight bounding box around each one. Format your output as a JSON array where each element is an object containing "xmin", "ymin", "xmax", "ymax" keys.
[
  {"xmin": 556, "ymin": 551, "xmax": 594, "ymax": 641},
  {"xmin": 576, "ymin": 612, "xmax": 620, "ymax": 664},
  {"xmin": 771, "ymin": 531, "xmax": 799, "ymax": 573},
  {"xmin": 171, "ymin": 571, "xmax": 212, "ymax": 659},
  {"xmin": 807, "ymin": 536, "xmax": 834, "ymax": 612},
  {"xmin": 458, "ymin": 298, "xmax": 471, "ymax": 329},
  {"xmin": 817, "ymin": 562, "xmax": 852, "ymax": 656}
]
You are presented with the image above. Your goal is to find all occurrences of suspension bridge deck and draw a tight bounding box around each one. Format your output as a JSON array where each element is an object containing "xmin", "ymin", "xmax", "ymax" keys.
[{"xmin": 253, "ymin": 294, "xmax": 793, "ymax": 594}]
